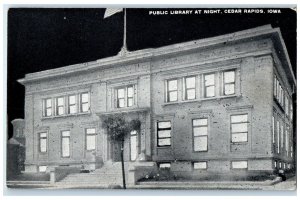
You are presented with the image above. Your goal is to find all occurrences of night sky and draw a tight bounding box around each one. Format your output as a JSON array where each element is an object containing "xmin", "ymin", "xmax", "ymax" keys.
[{"xmin": 7, "ymin": 8, "xmax": 296, "ymax": 139}]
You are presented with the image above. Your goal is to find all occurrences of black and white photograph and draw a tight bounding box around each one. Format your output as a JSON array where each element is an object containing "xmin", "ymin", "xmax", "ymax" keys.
[{"xmin": 5, "ymin": 6, "xmax": 296, "ymax": 191}]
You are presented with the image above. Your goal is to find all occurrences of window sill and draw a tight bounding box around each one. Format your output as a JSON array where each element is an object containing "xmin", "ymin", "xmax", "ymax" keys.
[
  {"xmin": 231, "ymin": 142, "xmax": 248, "ymax": 145},
  {"xmin": 112, "ymin": 106, "xmax": 138, "ymax": 111},
  {"xmin": 157, "ymin": 146, "xmax": 171, "ymax": 149},
  {"xmin": 86, "ymin": 149, "xmax": 96, "ymax": 152},
  {"xmin": 162, "ymin": 94, "xmax": 240, "ymax": 106},
  {"xmin": 201, "ymin": 94, "xmax": 240, "ymax": 102},
  {"xmin": 42, "ymin": 112, "xmax": 91, "ymax": 120}
]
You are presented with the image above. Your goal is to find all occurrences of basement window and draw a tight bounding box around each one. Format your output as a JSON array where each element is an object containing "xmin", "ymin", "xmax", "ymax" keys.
[
  {"xmin": 38, "ymin": 166, "xmax": 47, "ymax": 173},
  {"xmin": 193, "ymin": 161, "xmax": 207, "ymax": 170},
  {"xmin": 158, "ymin": 163, "xmax": 171, "ymax": 169},
  {"xmin": 231, "ymin": 161, "xmax": 248, "ymax": 169}
]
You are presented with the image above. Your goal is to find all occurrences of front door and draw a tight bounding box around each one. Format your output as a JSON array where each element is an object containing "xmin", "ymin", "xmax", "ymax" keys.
[{"xmin": 112, "ymin": 141, "xmax": 122, "ymax": 162}]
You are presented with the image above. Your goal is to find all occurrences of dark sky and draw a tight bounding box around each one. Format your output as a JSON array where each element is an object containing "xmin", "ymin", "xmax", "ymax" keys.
[{"xmin": 7, "ymin": 8, "xmax": 296, "ymax": 139}]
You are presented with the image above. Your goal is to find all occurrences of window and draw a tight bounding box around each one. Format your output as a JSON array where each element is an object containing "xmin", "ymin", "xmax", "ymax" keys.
[
  {"xmin": 231, "ymin": 161, "xmax": 248, "ymax": 169},
  {"xmin": 157, "ymin": 121, "xmax": 171, "ymax": 147},
  {"xmin": 117, "ymin": 88, "xmax": 125, "ymax": 108},
  {"xmin": 279, "ymin": 85, "xmax": 282, "ymax": 104},
  {"xmin": 274, "ymin": 75, "xmax": 286, "ymax": 108},
  {"xmin": 281, "ymin": 89, "xmax": 284, "ymax": 106},
  {"xmin": 290, "ymin": 102, "xmax": 293, "ymax": 121},
  {"xmin": 130, "ymin": 130, "xmax": 138, "ymax": 161},
  {"xmin": 127, "ymin": 86, "xmax": 134, "ymax": 107},
  {"xmin": 166, "ymin": 79, "xmax": 178, "ymax": 102},
  {"xmin": 274, "ymin": 160, "xmax": 277, "ymax": 169},
  {"xmin": 80, "ymin": 93, "xmax": 89, "ymax": 112},
  {"xmin": 39, "ymin": 132, "xmax": 47, "ymax": 153},
  {"xmin": 158, "ymin": 163, "xmax": 171, "ymax": 169},
  {"xmin": 38, "ymin": 166, "xmax": 47, "ymax": 173},
  {"xmin": 281, "ymin": 124, "xmax": 284, "ymax": 150},
  {"xmin": 286, "ymin": 127, "xmax": 289, "ymax": 156},
  {"xmin": 274, "ymin": 75, "xmax": 277, "ymax": 98},
  {"xmin": 283, "ymin": 163, "xmax": 286, "ymax": 169},
  {"xmin": 56, "ymin": 97, "xmax": 65, "ymax": 116},
  {"xmin": 192, "ymin": 118, "xmax": 208, "ymax": 152},
  {"xmin": 61, "ymin": 130, "xmax": 70, "ymax": 157},
  {"xmin": 86, "ymin": 128, "xmax": 96, "ymax": 151},
  {"xmin": 285, "ymin": 95, "xmax": 289, "ymax": 116},
  {"xmin": 231, "ymin": 114, "xmax": 248, "ymax": 143},
  {"xmin": 277, "ymin": 120, "xmax": 280, "ymax": 153},
  {"xmin": 290, "ymin": 130, "xmax": 293, "ymax": 157},
  {"xmin": 184, "ymin": 76, "xmax": 196, "ymax": 100},
  {"xmin": 193, "ymin": 161, "xmax": 207, "ymax": 170},
  {"xmin": 204, "ymin": 73, "xmax": 215, "ymax": 97},
  {"xmin": 68, "ymin": 95, "xmax": 77, "ymax": 114},
  {"xmin": 117, "ymin": 86, "xmax": 134, "ymax": 108},
  {"xmin": 43, "ymin": 93, "xmax": 90, "ymax": 117},
  {"xmin": 279, "ymin": 162, "xmax": 282, "ymax": 168},
  {"xmin": 272, "ymin": 115, "xmax": 275, "ymax": 144},
  {"xmin": 43, "ymin": 98, "xmax": 52, "ymax": 117},
  {"xmin": 276, "ymin": 79, "xmax": 280, "ymax": 99},
  {"xmin": 223, "ymin": 70, "xmax": 235, "ymax": 95}
]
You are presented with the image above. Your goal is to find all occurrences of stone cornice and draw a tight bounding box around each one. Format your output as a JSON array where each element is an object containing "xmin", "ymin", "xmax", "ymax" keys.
[{"xmin": 18, "ymin": 25, "xmax": 296, "ymax": 87}]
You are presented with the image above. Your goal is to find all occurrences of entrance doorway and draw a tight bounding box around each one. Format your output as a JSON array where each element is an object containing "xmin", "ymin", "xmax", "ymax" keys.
[{"xmin": 112, "ymin": 141, "xmax": 122, "ymax": 162}]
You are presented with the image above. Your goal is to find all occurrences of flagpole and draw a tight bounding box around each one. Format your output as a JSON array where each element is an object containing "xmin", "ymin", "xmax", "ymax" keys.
[
  {"xmin": 123, "ymin": 8, "xmax": 126, "ymax": 49},
  {"xmin": 121, "ymin": 8, "xmax": 127, "ymax": 54}
]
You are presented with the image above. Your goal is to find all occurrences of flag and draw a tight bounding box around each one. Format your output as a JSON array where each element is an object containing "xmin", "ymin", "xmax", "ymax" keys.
[
  {"xmin": 104, "ymin": 8, "xmax": 123, "ymax": 18},
  {"xmin": 104, "ymin": 8, "xmax": 128, "ymax": 55}
]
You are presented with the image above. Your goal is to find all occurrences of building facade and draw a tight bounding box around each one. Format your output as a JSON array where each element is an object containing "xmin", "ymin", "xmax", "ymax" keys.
[{"xmin": 17, "ymin": 25, "xmax": 295, "ymax": 180}]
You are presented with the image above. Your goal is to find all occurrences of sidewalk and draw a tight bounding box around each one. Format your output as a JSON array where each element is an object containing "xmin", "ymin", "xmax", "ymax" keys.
[
  {"xmin": 130, "ymin": 177, "xmax": 283, "ymax": 190},
  {"xmin": 7, "ymin": 176, "xmax": 295, "ymax": 190}
]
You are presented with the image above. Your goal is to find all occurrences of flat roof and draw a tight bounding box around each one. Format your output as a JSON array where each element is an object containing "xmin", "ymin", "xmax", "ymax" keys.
[{"xmin": 18, "ymin": 24, "xmax": 296, "ymax": 86}]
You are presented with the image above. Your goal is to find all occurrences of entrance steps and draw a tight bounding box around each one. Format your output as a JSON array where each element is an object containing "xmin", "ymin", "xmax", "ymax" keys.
[{"xmin": 56, "ymin": 162, "xmax": 123, "ymax": 187}]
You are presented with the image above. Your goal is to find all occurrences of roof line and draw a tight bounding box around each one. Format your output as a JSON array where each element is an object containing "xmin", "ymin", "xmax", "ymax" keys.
[{"xmin": 18, "ymin": 24, "xmax": 295, "ymax": 86}]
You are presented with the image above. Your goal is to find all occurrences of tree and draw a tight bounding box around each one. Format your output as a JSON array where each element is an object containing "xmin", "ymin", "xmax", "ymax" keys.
[{"xmin": 101, "ymin": 114, "xmax": 141, "ymax": 189}]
